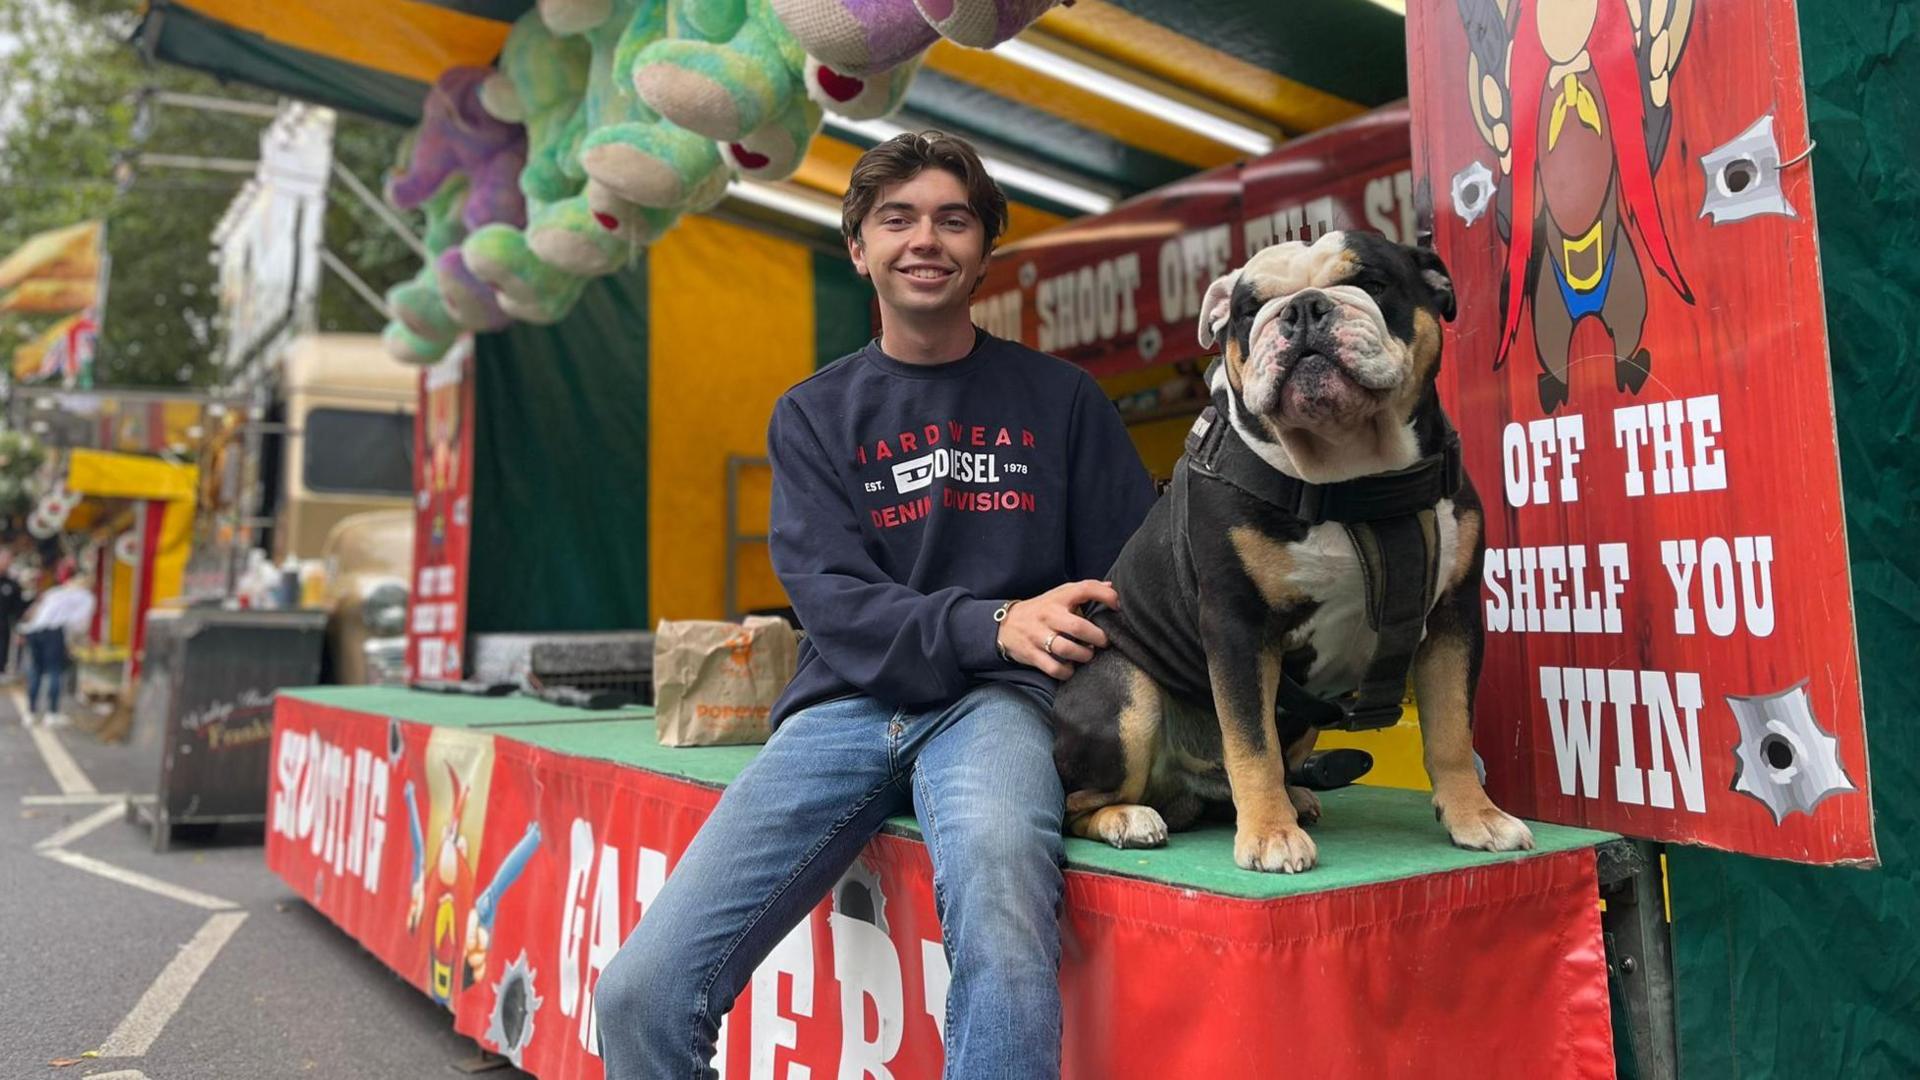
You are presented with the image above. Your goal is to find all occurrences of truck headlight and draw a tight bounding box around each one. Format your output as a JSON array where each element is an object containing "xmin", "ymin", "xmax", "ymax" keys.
[{"xmin": 360, "ymin": 581, "xmax": 409, "ymax": 638}]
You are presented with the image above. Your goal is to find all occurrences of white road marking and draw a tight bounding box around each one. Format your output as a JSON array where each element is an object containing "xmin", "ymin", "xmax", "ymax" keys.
[
  {"xmin": 39, "ymin": 848, "xmax": 238, "ymax": 912},
  {"xmin": 27, "ymin": 724, "xmax": 97, "ymax": 795},
  {"xmin": 98, "ymin": 911, "xmax": 248, "ymax": 1058},
  {"xmin": 35, "ymin": 801, "xmax": 123, "ymax": 851},
  {"xmin": 13, "ymin": 691, "xmax": 247, "ymax": 1064},
  {"xmin": 84, "ymin": 1071, "xmax": 150, "ymax": 1079},
  {"xmin": 21, "ymin": 792, "xmax": 129, "ymax": 806}
]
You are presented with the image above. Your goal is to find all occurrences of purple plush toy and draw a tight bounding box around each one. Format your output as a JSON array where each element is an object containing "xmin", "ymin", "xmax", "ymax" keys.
[
  {"xmin": 385, "ymin": 66, "xmax": 532, "ymax": 341},
  {"xmin": 386, "ymin": 67, "xmax": 530, "ymax": 231},
  {"xmin": 770, "ymin": 0, "xmax": 1058, "ymax": 77}
]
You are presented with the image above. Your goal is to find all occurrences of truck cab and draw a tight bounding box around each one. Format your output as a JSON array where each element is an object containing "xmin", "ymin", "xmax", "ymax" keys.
[
  {"xmin": 263, "ymin": 334, "xmax": 416, "ymax": 561},
  {"xmin": 223, "ymin": 333, "xmax": 416, "ymax": 683}
]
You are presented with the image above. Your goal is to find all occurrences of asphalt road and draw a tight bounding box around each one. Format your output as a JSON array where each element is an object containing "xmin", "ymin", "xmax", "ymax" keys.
[{"xmin": 0, "ymin": 686, "xmax": 532, "ymax": 1080}]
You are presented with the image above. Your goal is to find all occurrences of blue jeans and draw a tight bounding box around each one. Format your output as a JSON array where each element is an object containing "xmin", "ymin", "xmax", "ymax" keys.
[
  {"xmin": 596, "ymin": 682, "xmax": 1067, "ymax": 1079},
  {"xmin": 26, "ymin": 629, "xmax": 66, "ymax": 714}
]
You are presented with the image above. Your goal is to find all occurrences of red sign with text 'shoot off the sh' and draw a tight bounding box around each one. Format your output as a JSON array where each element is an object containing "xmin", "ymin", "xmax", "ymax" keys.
[{"xmin": 1408, "ymin": 0, "xmax": 1873, "ymax": 863}]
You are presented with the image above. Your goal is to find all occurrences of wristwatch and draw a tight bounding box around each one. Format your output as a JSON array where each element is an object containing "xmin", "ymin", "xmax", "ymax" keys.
[{"xmin": 993, "ymin": 599, "xmax": 1018, "ymax": 662}]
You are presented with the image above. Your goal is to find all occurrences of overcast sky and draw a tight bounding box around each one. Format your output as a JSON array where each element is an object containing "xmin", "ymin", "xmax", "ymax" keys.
[{"xmin": 0, "ymin": 23, "xmax": 20, "ymax": 136}]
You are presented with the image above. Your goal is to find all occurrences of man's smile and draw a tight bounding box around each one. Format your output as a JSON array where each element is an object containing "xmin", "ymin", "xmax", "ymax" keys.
[{"xmin": 896, "ymin": 263, "xmax": 956, "ymax": 282}]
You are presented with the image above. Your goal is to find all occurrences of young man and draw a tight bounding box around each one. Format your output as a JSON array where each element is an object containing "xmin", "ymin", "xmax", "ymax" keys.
[
  {"xmin": 596, "ymin": 132, "xmax": 1156, "ymax": 1078},
  {"xmin": 0, "ymin": 549, "xmax": 25, "ymax": 679}
]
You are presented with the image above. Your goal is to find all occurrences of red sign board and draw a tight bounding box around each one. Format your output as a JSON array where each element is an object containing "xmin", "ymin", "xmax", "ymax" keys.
[
  {"xmin": 1408, "ymin": 0, "xmax": 1872, "ymax": 862},
  {"xmin": 267, "ymin": 697, "xmax": 1613, "ymax": 1078},
  {"xmin": 972, "ymin": 104, "xmax": 1416, "ymax": 377},
  {"xmin": 408, "ymin": 337, "xmax": 475, "ymax": 681}
]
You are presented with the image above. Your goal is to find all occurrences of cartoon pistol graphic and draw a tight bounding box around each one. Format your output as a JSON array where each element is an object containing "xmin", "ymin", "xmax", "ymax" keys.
[
  {"xmin": 464, "ymin": 821, "xmax": 542, "ymax": 988},
  {"xmin": 404, "ymin": 780, "xmax": 426, "ymax": 899}
]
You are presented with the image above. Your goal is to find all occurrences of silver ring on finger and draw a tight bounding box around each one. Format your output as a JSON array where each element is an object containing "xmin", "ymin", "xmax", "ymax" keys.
[{"xmin": 1043, "ymin": 632, "xmax": 1058, "ymax": 657}]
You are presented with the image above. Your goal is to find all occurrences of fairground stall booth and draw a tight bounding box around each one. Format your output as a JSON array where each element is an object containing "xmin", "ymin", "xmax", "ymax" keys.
[
  {"xmin": 140, "ymin": 0, "xmax": 1917, "ymax": 1075},
  {"xmin": 25, "ymin": 445, "xmax": 198, "ymax": 692}
]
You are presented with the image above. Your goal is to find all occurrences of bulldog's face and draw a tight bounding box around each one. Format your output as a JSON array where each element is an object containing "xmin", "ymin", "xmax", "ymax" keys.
[{"xmin": 1199, "ymin": 231, "xmax": 1456, "ymax": 439}]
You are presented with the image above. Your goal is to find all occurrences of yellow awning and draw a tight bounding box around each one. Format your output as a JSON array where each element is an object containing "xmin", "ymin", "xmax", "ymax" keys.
[
  {"xmin": 66, "ymin": 449, "xmax": 200, "ymax": 503},
  {"xmin": 0, "ymin": 278, "xmax": 97, "ymax": 314},
  {"xmin": 0, "ymin": 221, "xmax": 101, "ymax": 291}
]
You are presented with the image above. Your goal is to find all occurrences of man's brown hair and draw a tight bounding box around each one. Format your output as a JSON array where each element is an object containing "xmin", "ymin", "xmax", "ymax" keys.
[{"xmin": 841, "ymin": 131, "xmax": 1009, "ymax": 250}]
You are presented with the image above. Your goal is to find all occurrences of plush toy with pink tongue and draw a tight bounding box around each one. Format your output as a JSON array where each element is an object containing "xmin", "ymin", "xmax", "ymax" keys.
[
  {"xmin": 803, "ymin": 54, "xmax": 920, "ymax": 120},
  {"xmin": 577, "ymin": 0, "xmax": 733, "ymax": 210},
  {"xmin": 527, "ymin": 0, "xmax": 688, "ymax": 275}
]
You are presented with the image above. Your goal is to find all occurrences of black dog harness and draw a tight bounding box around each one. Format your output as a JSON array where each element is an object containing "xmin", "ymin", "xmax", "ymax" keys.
[{"xmin": 1171, "ymin": 397, "xmax": 1463, "ymax": 731}]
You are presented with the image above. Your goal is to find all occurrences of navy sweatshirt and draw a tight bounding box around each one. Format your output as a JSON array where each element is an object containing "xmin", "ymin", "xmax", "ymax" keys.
[{"xmin": 766, "ymin": 331, "xmax": 1158, "ymax": 726}]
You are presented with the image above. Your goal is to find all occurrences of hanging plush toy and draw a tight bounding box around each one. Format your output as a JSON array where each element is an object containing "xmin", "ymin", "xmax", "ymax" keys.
[
  {"xmin": 383, "ymin": 175, "xmax": 501, "ymax": 364},
  {"xmin": 461, "ymin": 225, "xmax": 591, "ymax": 325},
  {"xmin": 719, "ymin": 88, "xmax": 822, "ymax": 182},
  {"xmin": 578, "ymin": 0, "xmax": 734, "ymax": 210},
  {"xmin": 803, "ymin": 53, "xmax": 921, "ymax": 121},
  {"xmin": 385, "ymin": 67, "xmax": 528, "ymax": 234},
  {"xmin": 770, "ymin": 0, "xmax": 1058, "ymax": 76},
  {"xmin": 631, "ymin": 0, "xmax": 905, "ymax": 193},
  {"xmin": 528, "ymin": 0, "xmax": 672, "ymax": 275},
  {"xmin": 632, "ymin": 0, "xmax": 812, "ymax": 144},
  {"xmin": 379, "ymin": 68, "xmax": 530, "ymax": 362},
  {"xmin": 461, "ymin": 10, "xmax": 593, "ymax": 325}
]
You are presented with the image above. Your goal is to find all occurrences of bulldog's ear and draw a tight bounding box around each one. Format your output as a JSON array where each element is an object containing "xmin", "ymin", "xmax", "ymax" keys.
[
  {"xmin": 1411, "ymin": 245, "xmax": 1456, "ymax": 322},
  {"xmin": 1197, "ymin": 269, "xmax": 1242, "ymax": 348}
]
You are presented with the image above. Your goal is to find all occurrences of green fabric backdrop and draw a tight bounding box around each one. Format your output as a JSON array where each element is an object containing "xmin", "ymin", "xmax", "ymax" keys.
[
  {"xmin": 467, "ymin": 263, "xmax": 652, "ymax": 633},
  {"xmin": 1666, "ymin": 1, "xmax": 1920, "ymax": 1074},
  {"xmin": 812, "ymin": 250, "xmax": 874, "ymax": 368}
]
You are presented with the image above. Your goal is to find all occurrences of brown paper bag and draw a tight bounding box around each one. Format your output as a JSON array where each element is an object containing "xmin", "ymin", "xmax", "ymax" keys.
[{"xmin": 653, "ymin": 616, "xmax": 798, "ymax": 746}]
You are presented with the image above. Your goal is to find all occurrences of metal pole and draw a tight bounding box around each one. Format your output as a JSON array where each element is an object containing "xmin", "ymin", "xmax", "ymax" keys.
[
  {"xmin": 226, "ymin": 386, "xmax": 270, "ymax": 598},
  {"xmin": 1600, "ymin": 840, "xmax": 1680, "ymax": 1079},
  {"xmin": 320, "ymin": 248, "xmax": 391, "ymax": 320},
  {"xmin": 149, "ymin": 90, "xmax": 280, "ymax": 119},
  {"xmin": 87, "ymin": 219, "xmax": 109, "ymax": 390},
  {"xmin": 136, "ymin": 153, "xmax": 260, "ymax": 174},
  {"xmin": 329, "ymin": 161, "xmax": 428, "ymax": 260}
]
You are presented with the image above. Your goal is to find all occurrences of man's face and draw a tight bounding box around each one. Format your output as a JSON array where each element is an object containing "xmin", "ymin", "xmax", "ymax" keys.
[{"xmin": 848, "ymin": 168, "xmax": 990, "ymax": 321}]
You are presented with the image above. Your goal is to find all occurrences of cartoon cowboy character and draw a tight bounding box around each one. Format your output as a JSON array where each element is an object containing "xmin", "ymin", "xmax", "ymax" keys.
[
  {"xmin": 404, "ymin": 764, "xmax": 540, "ymax": 1005},
  {"xmin": 1460, "ymin": 0, "xmax": 1696, "ymax": 413}
]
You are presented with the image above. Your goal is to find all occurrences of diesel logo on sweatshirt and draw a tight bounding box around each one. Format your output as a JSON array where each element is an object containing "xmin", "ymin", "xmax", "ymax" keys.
[{"xmin": 891, "ymin": 449, "xmax": 1000, "ymax": 494}]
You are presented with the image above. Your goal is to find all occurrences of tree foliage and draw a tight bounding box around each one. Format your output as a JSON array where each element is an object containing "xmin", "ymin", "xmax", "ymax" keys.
[
  {"xmin": 0, "ymin": 0, "xmax": 421, "ymax": 389},
  {"xmin": 0, "ymin": 428, "xmax": 49, "ymax": 517}
]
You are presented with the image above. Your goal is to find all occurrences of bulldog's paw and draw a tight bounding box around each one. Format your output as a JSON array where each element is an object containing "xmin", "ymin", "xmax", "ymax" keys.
[
  {"xmin": 1287, "ymin": 785, "xmax": 1322, "ymax": 825},
  {"xmin": 1234, "ymin": 823, "xmax": 1318, "ymax": 873},
  {"xmin": 1091, "ymin": 805, "xmax": 1169, "ymax": 849},
  {"xmin": 1438, "ymin": 800, "xmax": 1535, "ymax": 852}
]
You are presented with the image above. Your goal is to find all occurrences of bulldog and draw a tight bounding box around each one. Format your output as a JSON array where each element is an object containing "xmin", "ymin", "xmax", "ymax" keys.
[{"xmin": 1052, "ymin": 230, "xmax": 1535, "ymax": 873}]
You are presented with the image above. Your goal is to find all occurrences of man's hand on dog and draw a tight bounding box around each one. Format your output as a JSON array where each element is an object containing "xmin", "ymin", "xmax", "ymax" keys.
[{"xmin": 998, "ymin": 580, "xmax": 1119, "ymax": 679}]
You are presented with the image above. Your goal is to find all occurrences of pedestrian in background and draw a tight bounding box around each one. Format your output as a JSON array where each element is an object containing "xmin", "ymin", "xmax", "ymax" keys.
[
  {"xmin": 0, "ymin": 550, "xmax": 25, "ymax": 681},
  {"xmin": 18, "ymin": 559, "xmax": 95, "ymax": 726}
]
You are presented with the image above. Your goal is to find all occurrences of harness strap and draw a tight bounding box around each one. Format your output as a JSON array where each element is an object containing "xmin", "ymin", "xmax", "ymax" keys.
[
  {"xmin": 1184, "ymin": 407, "xmax": 1462, "ymax": 527},
  {"xmin": 1339, "ymin": 510, "xmax": 1441, "ymax": 728}
]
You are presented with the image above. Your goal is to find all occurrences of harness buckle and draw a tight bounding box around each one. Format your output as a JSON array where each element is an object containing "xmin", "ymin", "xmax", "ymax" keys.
[{"xmin": 1184, "ymin": 407, "xmax": 1217, "ymax": 459}]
